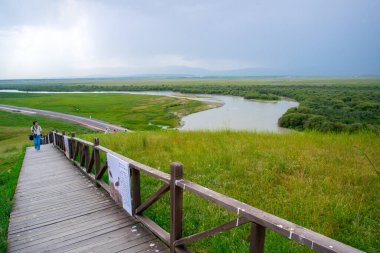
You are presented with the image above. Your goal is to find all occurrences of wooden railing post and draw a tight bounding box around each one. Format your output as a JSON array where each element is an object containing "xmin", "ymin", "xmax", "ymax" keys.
[
  {"xmin": 249, "ymin": 223, "xmax": 266, "ymax": 253},
  {"xmin": 77, "ymin": 143, "xmax": 81, "ymax": 160},
  {"xmin": 93, "ymin": 138, "xmax": 100, "ymax": 186},
  {"xmin": 80, "ymin": 141, "xmax": 86, "ymax": 167},
  {"xmin": 70, "ymin": 132, "xmax": 75, "ymax": 159},
  {"xmin": 83, "ymin": 145, "xmax": 90, "ymax": 171},
  {"xmin": 170, "ymin": 162, "xmax": 183, "ymax": 253},
  {"xmin": 131, "ymin": 167, "xmax": 141, "ymax": 215},
  {"xmin": 62, "ymin": 130, "xmax": 66, "ymax": 151},
  {"xmin": 55, "ymin": 129, "xmax": 58, "ymax": 147}
]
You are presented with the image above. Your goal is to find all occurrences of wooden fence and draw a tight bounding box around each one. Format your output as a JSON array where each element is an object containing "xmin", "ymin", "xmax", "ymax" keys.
[{"xmin": 43, "ymin": 131, "xmax": 364, "ymax": 253}]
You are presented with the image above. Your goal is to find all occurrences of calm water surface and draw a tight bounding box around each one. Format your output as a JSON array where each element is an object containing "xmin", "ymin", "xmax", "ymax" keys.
[{"xmin": 179, "ymin": 95, "xmax": 298, "ymax": 132}]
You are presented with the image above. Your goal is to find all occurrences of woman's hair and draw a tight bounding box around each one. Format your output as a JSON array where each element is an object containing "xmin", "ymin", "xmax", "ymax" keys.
[{"xmin": 33, "ymin": 121, "xmax": 38, "ymax": 125}]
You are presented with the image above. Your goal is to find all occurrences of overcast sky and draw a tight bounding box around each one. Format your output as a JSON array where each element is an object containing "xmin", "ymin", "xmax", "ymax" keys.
[{"xmin": 0, "ymin": 0, "xmax": 379, "ymax": 79}]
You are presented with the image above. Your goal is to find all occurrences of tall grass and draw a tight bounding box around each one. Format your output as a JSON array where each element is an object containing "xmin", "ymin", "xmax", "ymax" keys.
[
  {"xmin": 0, "ymin": 147, "xmax": 25, "ymax": 252},
  {"xmin": 83, "ymin": 131, "xmax": 380, "ymax": 252}
]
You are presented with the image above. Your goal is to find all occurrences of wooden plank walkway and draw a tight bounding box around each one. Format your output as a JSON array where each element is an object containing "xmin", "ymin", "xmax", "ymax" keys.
[{"xmin": 8, "ymin": 144, "xmax": 168, "ymax": 253}]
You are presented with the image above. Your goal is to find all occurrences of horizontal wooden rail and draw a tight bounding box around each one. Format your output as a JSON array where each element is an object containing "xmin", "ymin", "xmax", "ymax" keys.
[
  {"xmin": 50, "ymin": 131, "xmax": 364, "ymax": 253},
  {"xmin": 174, "ymin": 179, "xmax": 361, "ymax": 252},
  {"xmin": 72, "ymin": 137, "xmax": 93, "ymax": 147},
  {"xmin": 98, "ymin": 146, "xmax": 171, "ymax": 183}
]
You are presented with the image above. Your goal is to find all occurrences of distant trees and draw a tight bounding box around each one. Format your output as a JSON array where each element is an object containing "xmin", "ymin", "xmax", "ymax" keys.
[{"xmin": 278, "ymin": 107, "xmax": 379, "ymax": 133}]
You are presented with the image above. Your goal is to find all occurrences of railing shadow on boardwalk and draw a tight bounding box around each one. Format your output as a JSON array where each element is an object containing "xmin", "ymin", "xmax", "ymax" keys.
[{"xmin": 43, "ymin": 130, "xmax": 364, "ymax": 253}]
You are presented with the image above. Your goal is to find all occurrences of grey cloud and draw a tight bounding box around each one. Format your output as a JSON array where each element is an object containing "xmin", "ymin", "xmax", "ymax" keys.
[{"xmin": 0, "ymin": 0, "xmax": 379, "ymax": 78}]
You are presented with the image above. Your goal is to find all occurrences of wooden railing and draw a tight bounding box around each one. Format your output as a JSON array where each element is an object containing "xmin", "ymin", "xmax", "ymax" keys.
[
  {"xmin": 49, "ymin": 130, "xmax": 363, "ymax": 253},
  {"xmin": 40, "ymin": 132, "xmax": 53, "ymax": 145}
]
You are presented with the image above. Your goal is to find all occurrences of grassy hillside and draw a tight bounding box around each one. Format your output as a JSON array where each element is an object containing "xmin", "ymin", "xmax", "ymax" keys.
[
  {"xmin": 0, "ymin": 110, "xmax": 91, "ymax": 252},
  {"xmin": 1, "ymin": 77, "xmax": 379, "ymax": 132},
  {"xmin": 0, "ymin": 93, "xmax": 216, "ymax": 130},
  {"xmin": 82, "ymin": 131, "xmax": 380, "ymax": 253}
]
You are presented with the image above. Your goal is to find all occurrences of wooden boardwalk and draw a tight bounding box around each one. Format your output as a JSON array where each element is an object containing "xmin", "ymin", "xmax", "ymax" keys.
[{"xmin": 7, "ymin": 144, "xmax": 167, "ymax": 253}]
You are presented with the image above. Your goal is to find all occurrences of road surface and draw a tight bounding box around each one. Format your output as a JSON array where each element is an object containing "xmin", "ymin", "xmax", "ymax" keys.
[{"xmin": 0, "ymin": 104, "xmax": 129, "ymax": 132}]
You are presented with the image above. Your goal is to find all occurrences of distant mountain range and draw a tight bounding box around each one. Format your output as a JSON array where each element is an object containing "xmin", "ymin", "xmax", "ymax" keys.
[
  {"xmin": 80, "ymin": 66, "xmax": 283, "ymax": 79},
  {"xmin": 75, "ymin": 65, "xmax": 380, "ymax": 80},
  {"xmin": 0, "ymin": 65, "xmax": 379, "ymax": 82}
]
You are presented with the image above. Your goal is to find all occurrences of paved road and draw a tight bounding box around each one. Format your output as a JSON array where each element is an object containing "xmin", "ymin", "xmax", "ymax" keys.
[{"xmin": 0, "ymin": 104, "xmax": 129, "ymax": 132}]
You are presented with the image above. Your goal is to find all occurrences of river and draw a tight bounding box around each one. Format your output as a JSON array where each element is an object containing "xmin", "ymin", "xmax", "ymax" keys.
[{"xmin": 0, "ymin": 90, "xmax": 298, "ymax": 132}]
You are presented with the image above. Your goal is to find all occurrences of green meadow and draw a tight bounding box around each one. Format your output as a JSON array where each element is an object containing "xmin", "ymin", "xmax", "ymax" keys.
[
  {"xmin": 81, "ymin": 130, "xmax": 380, "ymax": 253},
  {"xmin": 0, "ymin": 92, "xmax": 215, "ymax": 130},
  {"xmin": 0, "ymin": 110, "xmax": 91, "ymax": 252}
]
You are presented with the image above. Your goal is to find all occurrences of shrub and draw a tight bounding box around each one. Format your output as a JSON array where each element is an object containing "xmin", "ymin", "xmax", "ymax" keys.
[
  {"xmin": 278, "ymin": 113, "xmax": 311, "ymax": 130},
  {"xmin": 303, "ymin": 115, "xmax": 327, "ymax": 130}
]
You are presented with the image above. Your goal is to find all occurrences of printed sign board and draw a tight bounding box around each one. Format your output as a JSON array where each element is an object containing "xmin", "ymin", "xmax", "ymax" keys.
[
  {"xmin": 63, "ymin": 136, "xmax": 70, "ymax": 158},
  {"xmin": 106, "ymin": 153, "xmax": 132, "ymax": 215}
]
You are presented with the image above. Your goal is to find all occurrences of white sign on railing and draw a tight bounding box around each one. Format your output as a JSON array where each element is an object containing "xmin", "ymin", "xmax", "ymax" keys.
[
  {"xmin": 63, "ymin": 136, "xmax": 70, "ymax": 158},
  {"xmin": 53, "ymin": 133, "xmax": 56, "ymax": 145},
  {"xmin": 106, "ymin": 153, "xmax": 132, "ymax": 215}
]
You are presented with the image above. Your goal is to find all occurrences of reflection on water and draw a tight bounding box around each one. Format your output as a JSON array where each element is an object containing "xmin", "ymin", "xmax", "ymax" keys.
[{"xmin": 0, "ymin": 90, "xmax": 298, "ymax": 132}]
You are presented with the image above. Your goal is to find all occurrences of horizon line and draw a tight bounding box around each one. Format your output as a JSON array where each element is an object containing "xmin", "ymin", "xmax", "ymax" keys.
[{"xmin": 1, "ymin": 74, "xmax": 380, "ymax": 82}]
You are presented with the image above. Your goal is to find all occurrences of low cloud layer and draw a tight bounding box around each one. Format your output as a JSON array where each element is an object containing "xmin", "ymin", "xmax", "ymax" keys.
[{"xmin": 0, "ymin": 0, "xmax": 379, "ymax": 78}]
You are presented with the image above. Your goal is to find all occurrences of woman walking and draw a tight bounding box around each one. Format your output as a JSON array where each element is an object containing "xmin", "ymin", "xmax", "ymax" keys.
[{"xmin": 31, "ymin": 121, "xmax": 43, "ymax": 151}]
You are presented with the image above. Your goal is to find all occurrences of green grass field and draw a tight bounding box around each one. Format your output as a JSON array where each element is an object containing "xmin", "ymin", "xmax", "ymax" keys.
[
  {"xmin": 0, "ymin": 110, "xmax": 91, "ymax": 252},
  {"xmin": 81, "ymin": 130, "xmax": 380, "ymax": 253},
  {"xmin": 0, "ymin": 93, "xmax": 216, "ymax": 130}
]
